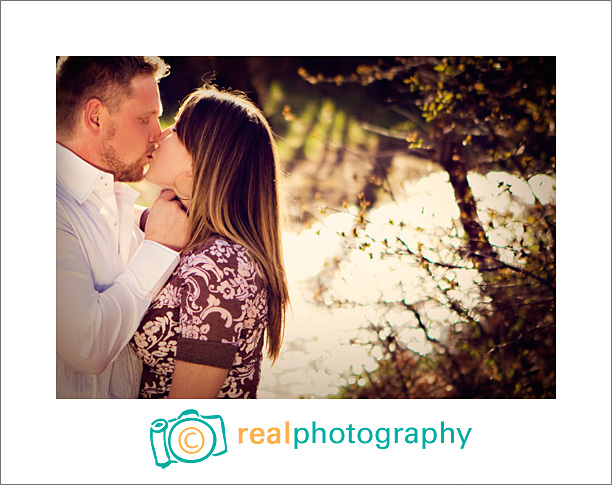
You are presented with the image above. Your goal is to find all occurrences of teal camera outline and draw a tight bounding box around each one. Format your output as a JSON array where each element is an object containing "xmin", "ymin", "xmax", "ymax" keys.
[{"xmin": 150, "ymin": 409, "xmax": 228, "ymax": 468}]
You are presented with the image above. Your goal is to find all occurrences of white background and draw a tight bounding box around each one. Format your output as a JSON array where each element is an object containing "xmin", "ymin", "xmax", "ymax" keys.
[{"xmin": 1, "ymin": 1, "xmax": 610, "ymax": 483}]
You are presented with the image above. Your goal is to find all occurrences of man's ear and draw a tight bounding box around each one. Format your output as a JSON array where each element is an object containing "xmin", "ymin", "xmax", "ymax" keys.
[{"xmin": 83, "ymin": 98, "xmax": 104, "ymax": 135}]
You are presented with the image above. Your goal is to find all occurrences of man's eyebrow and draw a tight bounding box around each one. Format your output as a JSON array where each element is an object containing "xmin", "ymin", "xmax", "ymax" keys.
[{"xmin": 140, "ymin": 106, "xmax": 163, "ymax": 118}]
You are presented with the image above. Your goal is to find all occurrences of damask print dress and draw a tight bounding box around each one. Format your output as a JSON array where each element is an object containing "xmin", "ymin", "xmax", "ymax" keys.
[{"xmin": 130, "ymin": 236, "xmax": 269, "ymax": 398}]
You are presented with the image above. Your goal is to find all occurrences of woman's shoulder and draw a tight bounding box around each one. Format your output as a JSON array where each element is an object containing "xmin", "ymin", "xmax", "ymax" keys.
[
  {"xmin": 180, "ymin": 236, "xmax": 261, "ymax": 278},
  {"xmin": 188, "ymin": 235, "xmax": 247, "ymax": 262},
  {"xmin": 177, "ymin": 236, "xmax": 266, "ymax": 305}
]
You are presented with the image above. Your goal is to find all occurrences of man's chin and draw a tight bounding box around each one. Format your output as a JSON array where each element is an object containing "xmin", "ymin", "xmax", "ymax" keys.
[
  {"xmin": 115, "ymin": 169, "xmax": 146, "ymax": 183},
  {"xmin": 116, "ymin": 159, "xmax": 149, "ymax": 183}
]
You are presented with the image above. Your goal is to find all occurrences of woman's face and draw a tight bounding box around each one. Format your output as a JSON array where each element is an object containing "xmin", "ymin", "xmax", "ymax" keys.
[{"xmin": 144, "ymin": 125, "xmax": 193, "ymax": 191}]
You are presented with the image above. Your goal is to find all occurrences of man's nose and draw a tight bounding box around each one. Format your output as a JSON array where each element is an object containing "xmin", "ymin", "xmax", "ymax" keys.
[{"xmin": 149, "ymin": 119, "xmax": 163, "ymax": 143}]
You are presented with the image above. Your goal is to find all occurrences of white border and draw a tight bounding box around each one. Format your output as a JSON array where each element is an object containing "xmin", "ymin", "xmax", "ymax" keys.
[{"xmin": 1, "ymin": 1, "xmax": 610, "ymax": 483}]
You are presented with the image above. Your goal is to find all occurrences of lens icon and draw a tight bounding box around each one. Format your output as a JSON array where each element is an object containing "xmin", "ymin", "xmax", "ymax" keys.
[
  {"xmin": 178, "ymin": 427, "xmax": 205, "ymax": 454},
  {"xmin": 168, "ymin": 418, "xmax": 216, "ymax": 463}
]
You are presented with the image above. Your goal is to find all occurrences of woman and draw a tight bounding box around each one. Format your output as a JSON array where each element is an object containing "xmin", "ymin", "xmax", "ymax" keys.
[{"xmin": 130, "ymin": 85, "xmax": 290, "ymax": 398}]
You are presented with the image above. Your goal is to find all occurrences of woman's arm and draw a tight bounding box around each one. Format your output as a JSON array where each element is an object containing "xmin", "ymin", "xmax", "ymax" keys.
[{"xmin": 168, "ymin": 360, "xmax": 230, "ymax": 399}]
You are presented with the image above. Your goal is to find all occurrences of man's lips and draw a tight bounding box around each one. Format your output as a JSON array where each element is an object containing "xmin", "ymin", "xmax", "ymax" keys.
[{"xmin": 143, "ymin": 153, "xmax": 154, "ymax": 174}]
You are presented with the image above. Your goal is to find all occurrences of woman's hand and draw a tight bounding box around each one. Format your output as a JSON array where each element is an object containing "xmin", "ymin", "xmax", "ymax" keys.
[{"xmin": 168, "ymin": 360, "xmax": 229, "ymax": 399}]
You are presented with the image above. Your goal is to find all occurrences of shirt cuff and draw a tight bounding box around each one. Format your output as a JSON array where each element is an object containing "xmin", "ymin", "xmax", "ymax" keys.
[
  {"xmin": 176, "ymin": 336, "xmax": 238, "ymax": 369},
  {"xmin": 123, "ymin": 240, "xmax": 180, "ymax": 298}
]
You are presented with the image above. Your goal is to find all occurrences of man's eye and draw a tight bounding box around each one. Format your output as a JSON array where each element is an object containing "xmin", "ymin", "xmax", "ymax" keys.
[{"xmin": 140, "ymin": 118, "xmax": 150, "ymax": 124}]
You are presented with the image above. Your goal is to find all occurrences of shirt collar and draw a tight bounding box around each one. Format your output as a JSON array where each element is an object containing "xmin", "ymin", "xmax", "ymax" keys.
[{"xmin": 56, "ymin": 143, "xmax": 115, "ymax": 204}]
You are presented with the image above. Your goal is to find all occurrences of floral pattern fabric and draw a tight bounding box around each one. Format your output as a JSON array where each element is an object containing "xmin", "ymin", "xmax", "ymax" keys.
[{"xmin": 130, "ymin": 236, "xmax": 268, "ymax": 398}]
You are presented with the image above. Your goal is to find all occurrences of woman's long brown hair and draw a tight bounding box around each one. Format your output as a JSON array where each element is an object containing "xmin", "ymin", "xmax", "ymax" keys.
[{"xmin": 175, "ymin": 85, "xmax": 289, "ymax": 362}]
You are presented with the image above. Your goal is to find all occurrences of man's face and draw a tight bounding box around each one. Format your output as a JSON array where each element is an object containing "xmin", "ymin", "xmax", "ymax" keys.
[{"xmin": 101, "ymin": 74, "xmax": 163, "ymax": 182}]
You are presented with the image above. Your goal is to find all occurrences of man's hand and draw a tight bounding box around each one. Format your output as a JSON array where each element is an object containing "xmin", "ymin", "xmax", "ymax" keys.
[{"xmin": 144, "ymin": 189, "xmax": 190, "ymax": 252}]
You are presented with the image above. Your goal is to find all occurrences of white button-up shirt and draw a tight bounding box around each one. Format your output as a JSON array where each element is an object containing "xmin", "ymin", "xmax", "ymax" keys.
[{"xmin": 56, "ymin": 144, "xmax": 179, "ymax": 398}]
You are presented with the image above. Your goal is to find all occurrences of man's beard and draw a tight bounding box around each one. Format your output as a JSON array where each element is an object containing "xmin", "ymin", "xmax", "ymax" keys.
[{"xmin": 101, "ymin": 133, "xmax": 148, "ymax": 183}]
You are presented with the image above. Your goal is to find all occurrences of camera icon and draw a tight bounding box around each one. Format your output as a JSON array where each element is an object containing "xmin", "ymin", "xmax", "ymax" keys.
[{"xmin": 149, "ymin": 409, "xmax": 228, "ymax": 468}]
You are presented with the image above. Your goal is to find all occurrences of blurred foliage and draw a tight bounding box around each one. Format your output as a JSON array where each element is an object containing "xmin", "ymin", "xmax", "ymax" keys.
[{"xmin": 300, "ymin": 57, "xmax": 556, "ymax": 398}]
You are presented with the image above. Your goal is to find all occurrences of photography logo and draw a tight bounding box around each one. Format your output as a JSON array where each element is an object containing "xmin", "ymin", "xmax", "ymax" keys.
[{"xmin": 149, "ymin": 409, "xmax": 227, "ymax": 468}]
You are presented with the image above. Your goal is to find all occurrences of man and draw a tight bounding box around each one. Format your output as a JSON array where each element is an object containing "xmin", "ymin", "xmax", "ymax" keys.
[{"xmin": 56, "ymin": 56, "xmax": 189, "ymax": 398}]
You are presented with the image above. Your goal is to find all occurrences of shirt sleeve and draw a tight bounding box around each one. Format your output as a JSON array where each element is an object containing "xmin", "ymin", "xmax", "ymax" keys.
[
  {"xmin": 174, "ymin": 247, "xmax": 244, "ymax": 369},
  {"xmin": 56, "ymin": 209, "xmax": 180, "ymax": 375}
]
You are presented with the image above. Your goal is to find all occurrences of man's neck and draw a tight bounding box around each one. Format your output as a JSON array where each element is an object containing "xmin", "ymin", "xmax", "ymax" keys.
[{"xmin": 57, "ymin": 137, "xmax": 105, "ymax": 173}]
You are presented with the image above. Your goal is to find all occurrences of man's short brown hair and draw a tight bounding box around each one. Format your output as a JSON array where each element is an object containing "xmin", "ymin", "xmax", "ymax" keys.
[{"xmin": 56, "ymin": 56, "xmax": 169, "ymax": 139}]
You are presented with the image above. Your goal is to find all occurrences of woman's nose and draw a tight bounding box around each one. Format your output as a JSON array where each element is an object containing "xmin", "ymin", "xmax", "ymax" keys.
[{"xmin": 158, "ymin": 125, "xmax": 174, "ymax": 142}]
